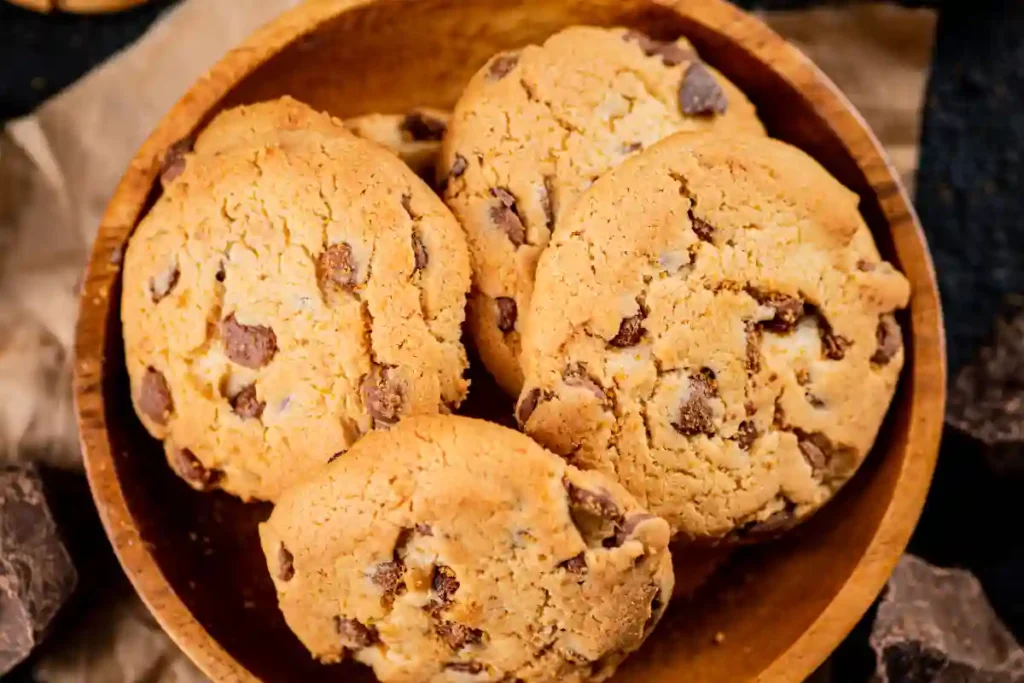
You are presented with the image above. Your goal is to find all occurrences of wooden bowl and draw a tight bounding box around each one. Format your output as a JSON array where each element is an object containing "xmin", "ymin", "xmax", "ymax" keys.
[{"xmin": 73, "ymin": 0, "xmax": 946, "ymax": 681}]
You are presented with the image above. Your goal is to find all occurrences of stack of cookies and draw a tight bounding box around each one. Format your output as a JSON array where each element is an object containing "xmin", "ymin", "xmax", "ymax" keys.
[{"xmin": 121, "ymin": 26, "xmax": 909, "ymax": 683}]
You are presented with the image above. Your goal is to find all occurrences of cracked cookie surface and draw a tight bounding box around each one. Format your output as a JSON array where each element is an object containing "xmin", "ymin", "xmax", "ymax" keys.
[
  {"xmin": 441, "ymin": 26, "xmax": 765, "ymax": 396},
  {"xmin": 259, "ymin": 415, "xmax": 674, "ymax": 683},
  {"xmin": 122, "ymin": 96, "xmax": 471, "ymax": 501},
  {"xmin": 345, "ymin": 108, "xmax": 451, "ymax": 185},
  {"xmin": 517, "ymin": 133, "xmax": 910, "ymax": 541}
]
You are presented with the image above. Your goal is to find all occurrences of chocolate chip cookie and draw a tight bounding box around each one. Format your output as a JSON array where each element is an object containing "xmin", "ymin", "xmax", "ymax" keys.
[
  {"xmin": 517, "ymin": 133, "xmax": 910, "ymax": 541},
  {"xmin": 441, "ymin": 26, "xmax": 765, "ymax": 396},
  {"xmin": 122, "ymin": 96, "xmax": 471, "ymax": 501},
  {"xmin": 259, "ymin": 415, "xmax": 674, "ymax": 682},
  {"xmin": 345, "ymin": 108, "xmax": 450, "ymax": 185}
]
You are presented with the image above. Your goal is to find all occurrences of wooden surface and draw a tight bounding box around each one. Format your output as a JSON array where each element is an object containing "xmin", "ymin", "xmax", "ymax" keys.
[{"xmin": 72, "ymin": 0, "xmax": 947, "ymax": 681}]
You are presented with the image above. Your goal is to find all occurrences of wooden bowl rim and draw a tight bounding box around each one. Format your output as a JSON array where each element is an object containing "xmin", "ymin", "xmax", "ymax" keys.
[{"xmin": 73, "ymin": 1, "xmax": 947, "ymax": 681}]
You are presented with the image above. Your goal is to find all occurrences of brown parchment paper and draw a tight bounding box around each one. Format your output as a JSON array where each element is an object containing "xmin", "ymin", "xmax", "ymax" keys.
[{"xmin": 0, "ymin": 2, "xmax": 935, "ymax": 680}]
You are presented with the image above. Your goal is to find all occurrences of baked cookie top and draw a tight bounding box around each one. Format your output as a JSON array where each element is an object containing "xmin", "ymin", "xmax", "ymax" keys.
[
  {"xmin": 122, "ymin": 96, "xmax": 471, "ymax": 501},
  {"xmin": 441, "ymin": 26, "xmax": 765, "ymax": 396},
  {"xmin": 345, "ymin": 108, "xmax": 450, "ymax": 184},
  {"xmin": 517, "ymin": 133, "xmax": 910, "ymax": 540},
  {"xmin": 260, "ymin": 415, "xmax": 674, "ymax": 683}
]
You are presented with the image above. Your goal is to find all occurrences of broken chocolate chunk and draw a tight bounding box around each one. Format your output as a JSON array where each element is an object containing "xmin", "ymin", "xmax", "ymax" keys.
[
  {"xmin": 612, "ymin": 512, "xmax": 657, "ymax": 547},
  {"xmin": 435, "ymin": 620, "xmax": 484, "ymax": 650},
  {"xmin": 400, "ymin": 111, "xmax": 447, "ymax": 141},
  {"xmin": 439, "ymin": 153, "xmax": 468, "ymax": 195},
  {"xmin": 160, "ymin": 136, "xmax": 194, "ymax": 186},
  {"xmin": 679, "ymin": 62, "xmax": 728, "ymax": 116},
  {"xmin": 496, "ymin": 297, "xmax": 517, "ymax": 333},
  {"xmin": 169, "ymin": 448, "xmax": 222, "ymax": 491},
  {"xmin": 672, "ymin": 368, "xmax": 718, "ymax": 436},
  {"xmin": 372, "ymin": 560, "xmax": 406, "ymax": 597},
  {"xmin": 796, "ymin": 430, "xmax": 857, "ymax": 483},
  {"xmin": 734, "ymin": 421, "xmax": 757, "ymax": 450},
  {"xmin": 487, "ymin": 53, "xmax": 520, "ymax": 80},
  {"xmin": 277, "ymin": 545, "xmax": 295, "ymax": 582},
  {"xmin": 0, "ymin": 465, "xmax": 77, "ymax": 676},
  {"xmin": 871, "ymin": 314, "xmax": 902, "ymax": 365},
  {"xmin": 563, "ymin": 363, "xmax": 606, "ymax": 402},
  {"xmin": 564, "ymin": 479, "xmax": 622, "ymax": 522},
  {"xmin": 222, "ymin": 314, "xmax": 278, "ymax": 369},
  {"xmin": 517, "ymin": 388, "xmax": 542, "ymax": 426},
  {"xmin": 745, "ymin": 322, "xmax": 762, "ymax": 374},
  {"xmin": 317, "ymin": 242, "xmax": 358, "ymax": 291},
  {"xmin": 559, "ymin": 553, "xmax": 587, "ymax": 574},
  {"xmin": 432, "ymin": 566, "xmax": 460, "ymax": 603},
  {"xmin": 139, "ymin": 367, "xmax": 173, "ymax": 425},
  {"xmin": 610, "ymin": 312, "xmax": 646, "ymax": 347},
  {"xmin": 623, "ymin": 30, "xmax": 694, "ymax": 66},
  {"xmin": 335, "ymin": 616, "xmax": 378, "ymax": 649},
  {"xmin": 149, "ymin": 264, "xmax": 180, "ymax": 303},
  {"xmin": 808, "ymin": 306, "xmax": 852, "ymax": 360},
  {"xmin": 689, "ymin": 210, "xmax": 715, "ymax": 243},
  {"xmin": 489, "ymin": 187, "xmax": 526, "ymax": 246},
  {"xmin": 230, "ymin": 384, "xmax": 264, "ymax": 420},
  {"xmin": 749, "ymin": 289, "xmax": 805, "ymax": 333},
  {"xmin": 361, "ymin": 365, "xmax": 405, "ymax": 426},
  {"xmin": 411, "ymin": 230, "xmax": 429, "ymax": 273},
  {"xmin": 541, "ymin": 176, "xmax": 556, "ymax": 228}
]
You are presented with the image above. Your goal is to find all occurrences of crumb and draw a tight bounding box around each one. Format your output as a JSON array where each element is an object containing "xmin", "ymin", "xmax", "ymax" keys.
[{"xmin": 713, "ymin": 631, "xmax": 726, "ymax": 645}]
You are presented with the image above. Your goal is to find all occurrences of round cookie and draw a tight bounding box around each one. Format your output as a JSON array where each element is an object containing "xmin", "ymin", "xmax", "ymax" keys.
[
  {"xmin": 259, "ymin": 415, "xmax": 674, "ymax": 683},
  {"xmin": 516, "ymin": 133, "xmax": 911, "ymax": 541},
  {"xmin": 345, "ymin": 108, "xmax": 450, "ymax": 185},
  {"xmin": 122, "ymin": 96, "xmax": 471, "ymax": 501},
  {"xmin": 441, "ymin": 25, "xmax": 766, "ymax": 396}
]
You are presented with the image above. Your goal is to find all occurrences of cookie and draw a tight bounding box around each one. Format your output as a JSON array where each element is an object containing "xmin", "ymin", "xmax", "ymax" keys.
[
  {"xmin": 517, "ymin": 133, "xmax": 911, "ymax": 541},
  {"xmin": 441, "ymin": 26, "xmax": 765, "ymax": 396},
  {"xmin": 345, "ymin": 108, "xmax": 451, "ymax": 185},
  {"xmin": 259, "ymin": 415, "xmax": 674, "ymax": 682},
  {"xmin": 122, "ymin": 96, "xmax": 471, "ymax": 501}
]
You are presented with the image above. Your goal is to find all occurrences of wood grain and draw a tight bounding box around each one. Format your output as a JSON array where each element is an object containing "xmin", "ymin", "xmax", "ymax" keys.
[{"xmin": 73, "ymin": 0, "xmax": 946, "ymax": 681}]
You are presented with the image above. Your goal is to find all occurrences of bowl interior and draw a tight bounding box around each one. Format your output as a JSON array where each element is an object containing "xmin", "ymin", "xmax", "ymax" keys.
[{"xmin": 93, "ymin": 0, "xmax": 932, "ymax": 681}]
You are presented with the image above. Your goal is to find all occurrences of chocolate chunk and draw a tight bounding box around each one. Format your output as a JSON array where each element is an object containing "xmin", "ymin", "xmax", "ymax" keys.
[
  {"xmin": 0, "ymin": 465, "xmax": 77, "ymax": 676},
  {"xmin": 749, "ymin": 289, "xmax": 804, "ymax": 333},
  {"xmin": 149, "ymin": 264, "xmax": 180, "ymax": 303},
  {"xmin": 487, "ymin": 53, "xmax": 519, "ymax": 80},
  {"xmin": 317, "ymin": 242, "xmax": 358, "ymax": 291},
  {"xmin": 559, "ymin": 553, "xmax": 587, "ymax": 574},
  {"xmin": 806, "ymin": 393, "xmax": 826, "ymax": 409},
  {"xmin": 672, "ymin": 368, "xmax": 718, "ymax": 436},
  {"xmin": 541, "ymin": 176, "xmax": 556, "ymax": 229},
  {"xmin": 230, "ymin": 383, "xmax": 264, "ymax": 420},
  {"xmin": 372, "ymin": 560, "xmax": 406, "ymax": 596},
  {"xmin": 623, "ymin": 30, "xmax": 694, "ymax": 66},
  {"xmin": 807, "ymin": 306, "xmax": 851, "ymax": 360},
  {"xmin": 871, "ymin": 314, "xmax": 902, "ymax": 365},
  {"xmin": 440, "ymin": 153, "xmax": 469, "ymax": 194},
  {"xmin": 870, "ymin": 555, "xmax": 1024, "ymax": 683},
  {"xmin": 432, "ymin": 565, "xmax": 460, "ymax": 603},
  {"xmin": 215, "ymin": 262, "xmax": 226, "ymax": 282},
  {"xmin": 796, "ymin": 430, "xmax": 857, "ymax": 482},
  {"xmin": 160, "ymin": 136, "xmax": 194, "ymax": 186},
  {"xmin": 679, "ymin": 62, "xmax": 728, "ymax": 116},
  {"xmin": 412, "ymin": 230, "xmax": 429, "ymax": 272},
  {"xmin": 745, "ymin": 322, "xmax": 762, "ymax": 373},
  {"xmin": 496, "ymin": 297, "xmax": 517, "ymax": 333},
  {"xmin": 435, "ymin": 620, "xmax": 484, "ymax": 650},
  {"xmin": 563, "ymin": 363, "xmax": 606, "ymax": 402},
  {"xmin": 689, "ymin": 211, "xmax": 715, "ymax": 243},
  {"xmin": 401, "ymin": 193, "xmax": 417, "ymax": 219},
  {"xmin": 445, "ymin": 662, "xmax": 484, "ymax": 674},
  {"xmin": 517, "ymin": 387, "xmax": 542, "ymax": 426},
  {"xmin": 564, "ymin": 479, "xmax": 621, "ymax": 522},
  {"xmin": 361, "ymin": 365, "xmax": 405, "ymax": 426},
  {"xmin": 139, "ymin": 367, "xmax": 174, "ymax": 425},
  {"xmin": 489, "ymin": 187, "xmax": 526, "ymax": 246},
  {"xmin": 610, "ymin": 311, "xmax": 646, "ymax": 347},
  {"xmin": 335, "ymin": 616, "xmax": 378, "ymax": 649},
  {"xmin": 277, "ymin": 545, "xmax": 295, "ymax": 582},
  {"xmin": 734, "ymin": 421, "xmax": 757, "ymax": 450},
  {"xmin": 222, "ymin": 314, "xmax": 278, "ymax": 369},
  {"xmin": 400, "ymin": 111, "xmax": 447, "ymax": 141},
  {"xmin": 169, "ymin": 448, "xmax": 222, "ymax": 491}
]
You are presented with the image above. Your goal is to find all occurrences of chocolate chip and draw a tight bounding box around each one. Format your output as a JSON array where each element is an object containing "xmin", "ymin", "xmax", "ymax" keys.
[
  {"xmin": 487, "ymin": 53, "xmax": 519, "ymax": 80},
  {"xmin": 230, "ymin": 383, "xmax": 264, "ymax": 420},
  {"xmin": 139, "ymin": 367, "xmax": 173, "ymax": 425},
  {"xmin": 412, "ymin": 230, "xmax": 429, "ymax": 272},
  {"xmin": 798, "ymin": 435, "xmax": 827, "ymax": 475},
  {"xmin": 149, "ymin": 265, "xmax": 180, "ymax": 303},
  {"xmin": 489, "ymin": 187, "xmax": 526, "ymax": 246},
  {"xmin": 672, "ymin": 368, "xmax": 718, "ymax": 436},
  {"xmin": 795, "ymin": 430, "xmax": 856, "ymax": 481},
  {"xmin": 745, "ymin": 322, "xmax": 762, "ymax": 373},
  {"xmin": 445, "ymin": 662, "xmax": 483, "ymax": 674},
  {"xmin": 623, "ymin": 30, "xmax": 694, "ymax": 66},
  {"xmin": 215, "ymin": 263, "xmax": 226, "ymax": 282},
  {"xmin": 749, "ymin": 290, "xmax": 804, "ymax": 333},
  {"xmin": 809, "ymin": 307, "xmax": 852, "ymax": 360},
  {"xmin": 871, "ymin": 314, "xmax": 902, "ymax": 365},
  {"xmin": 169, "ymin": 448, "xmax": 221, "ymax": 491},
  {"xmin": 559, "ymin": 552, "xmax": 587, "ymax": 574},
  {"xmin": 222, "ymin": 314, "xmax": 278, "ymax": 369},
  {"xmin": 160, "ymin": 136, "xmax": 194, "ymax": 185},
  {"xmin": 690, "ymin": 211, "xmax": 715, "ymax": 243},
  {"xmin": 563, "ymin": 363, "xmax": 606, "ymax": 402},
  {"xmin": 679, "ymin": 62, "xmax": 728, "ymax": 116},
  {"xmin": 435, "ymin": 620, "xmax": 484, "ymax": 650},
  {"xmin": 361, "ymin": 365, "xmax": 405, "ymax": 426},
  {"xmin": 432, "ymin": 565, "xmax": 460, "ymax": 603},
  {"xmin": 335, "ymin": 617, "xmax": 378, "ymax": 649},
  {"xmin": 317, "ymin": 242, "xmax": 358, "ymax": 291},
  {"xmin": 564, "ymin": 479, "xmax": 622, "ymax": 522},
  {"xmin": 734, "ymin": 421, "xmax": 757, "ymax": 450},
  {"xmin": 541, "ymin": 176, "xmax": 556, "ymax": 229},
  {"xmin": 277, "ymin": 545, "xmax": 295, "ymax": 581},
  {"xmin": 496, "ymin": 297, "xmax": 517, "ymax": 332},
  {"xmin": 610, "ymin": 312, "xmax": 646, "ymax": 347},
  {"xmin": 517, "ymin": 387, "xmax": 542, "ymax": 426},
  {"xmin": 372, "ymin": 561, "xmax": 406, "ymax": 596},
  {"xmin": 400, "ymin": 111, "xmax": 447, "ymax": 141}
]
